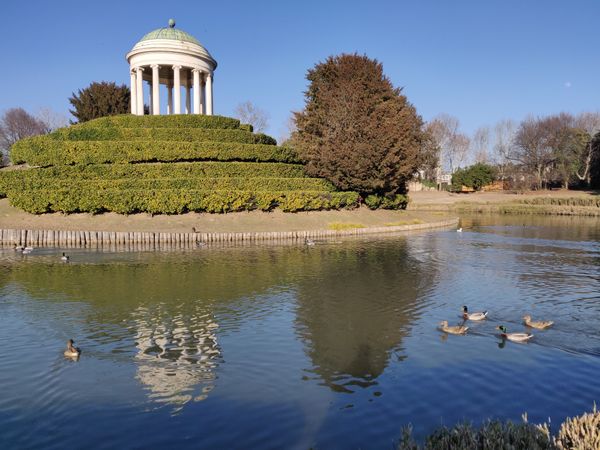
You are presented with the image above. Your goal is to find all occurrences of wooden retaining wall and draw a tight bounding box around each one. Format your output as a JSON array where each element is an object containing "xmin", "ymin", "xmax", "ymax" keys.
[{"xmin": 0, "ymin": 218, "xmax": 458, "ymax": 249}]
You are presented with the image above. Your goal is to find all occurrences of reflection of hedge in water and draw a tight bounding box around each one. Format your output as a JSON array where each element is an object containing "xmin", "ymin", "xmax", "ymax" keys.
[
  {"xmin": 294, "ymin": 240, "xmax": 432, "ymax": 391},
  {"xmin": 4, "ymin": 250, "xmax": 301, "ymax": 311}
]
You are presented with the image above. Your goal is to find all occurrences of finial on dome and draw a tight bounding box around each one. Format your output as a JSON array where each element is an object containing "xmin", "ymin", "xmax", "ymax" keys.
[{"xmin": 168, "ymin": 19, "xmax": 176, "ymax": 28}]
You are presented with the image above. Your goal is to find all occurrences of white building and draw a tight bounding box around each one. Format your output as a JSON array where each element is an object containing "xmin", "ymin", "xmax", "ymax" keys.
[{"xmin": 126, "ymin": 19, "xmax": 217, "ymax": 116}]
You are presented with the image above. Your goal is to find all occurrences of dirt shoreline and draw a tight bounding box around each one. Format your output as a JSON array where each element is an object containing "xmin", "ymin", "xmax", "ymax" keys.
[{"xmin": 0, "ymin": 189, "xmax": 597, "ymax": 235}]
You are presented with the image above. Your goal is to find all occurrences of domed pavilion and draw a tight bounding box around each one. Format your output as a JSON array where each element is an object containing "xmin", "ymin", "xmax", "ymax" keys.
[{"xmin": 126, "ymin": 19, "xmax": 217, "ymax": 116}]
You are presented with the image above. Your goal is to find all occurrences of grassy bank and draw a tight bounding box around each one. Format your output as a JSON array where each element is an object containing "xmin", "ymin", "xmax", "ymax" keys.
[
  {"xmin": 398, "ymin": 406, "xmax": 600, "ymax": 449},
  {"xmin": 409, "ymin": 191, "xmax": 600, "ymax": 217}
]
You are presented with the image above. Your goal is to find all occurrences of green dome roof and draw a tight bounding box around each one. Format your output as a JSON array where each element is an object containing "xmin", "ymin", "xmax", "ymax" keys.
[{"xmin": 139, "ymin": 20, "xmax": 201, "ymax": 46}]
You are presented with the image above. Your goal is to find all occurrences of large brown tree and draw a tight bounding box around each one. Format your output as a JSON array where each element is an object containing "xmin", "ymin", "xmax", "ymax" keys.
[
  {"xmin": 294, "ymin": 54, "xmax": 425, "ymax": 196},
  {"xmin": 69, "ymin": 81, "xmax": 130, "ymax": 123}
]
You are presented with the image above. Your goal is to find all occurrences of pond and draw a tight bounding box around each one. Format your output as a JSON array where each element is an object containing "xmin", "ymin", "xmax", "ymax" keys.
[{"xmin": 0, "ymin": 214, "xmax": 599, "ymax": 449}]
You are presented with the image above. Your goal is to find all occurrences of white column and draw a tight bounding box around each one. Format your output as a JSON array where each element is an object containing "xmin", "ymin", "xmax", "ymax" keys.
[
  {"xmin": 167, "ymin": 83, "xmax": 173, "ymax": 114},
  {"xmin": 185, "ymin": 85, "xmax": 191, "ymax": 114},
  {"xmin": 135, "ymin": 67, "xmax": 144, "ymax": 115},
  {"xmin": 130, "ymin": 70, "xmax": 137, "ymax": 114},
  {"xmin": 173, "ymin": 65, "xmax": 181, "ymax": 114},
  {"xmin": 151, "ymin": 64, "xmax": 160, "ymax": 115},
  {"xmin": 206, "ymin": 72, "xmax": 213, "ymax": 116},
  {"xmin": 148, "ymin": 81, "xmax": 152, "ymax": 113},
  {"xmin": 192, "ymin": 69, "xmax": 201, "ymax": 115},
  {"xmin": 199, "ymin": 74, "xmax": 205, "ymax": 114}
]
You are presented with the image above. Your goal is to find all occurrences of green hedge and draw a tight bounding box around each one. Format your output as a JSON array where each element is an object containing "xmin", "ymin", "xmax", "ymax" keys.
[
  {"xmin": 73, "ymin": 114, "xmax": 242, "ymax": 129},
  {"xmin": 8, "ymin": 177, "xmax": 335, "ymax": 192},
  {"xmin": 0, "ymin": 162, "xmax": 308, "ymax": 192},
  {"xmin": 11, "ymin": 138, "xmax": 301, "ymax": 166},
  {"xmin": 49, "ymin": 127, "xmax": 277, "ymax": 145},
  {"xmin": 9, "ymin": 188, "xmax": 359, "ymax": 214},
  {"xmin": 364, "ymin": 194, "xmax": 409, "ymax": 210}
]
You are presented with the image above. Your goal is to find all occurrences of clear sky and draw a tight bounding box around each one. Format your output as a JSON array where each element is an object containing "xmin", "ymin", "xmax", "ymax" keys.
[{"xmin": 1, "ymin": 0, "xmax": 598, "ymax": 140}]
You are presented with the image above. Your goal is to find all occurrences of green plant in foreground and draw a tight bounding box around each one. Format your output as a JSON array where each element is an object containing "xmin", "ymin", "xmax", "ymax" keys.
[{"xmin": 398, "ymin": 407, "xmax": 600, "ymax": 450}]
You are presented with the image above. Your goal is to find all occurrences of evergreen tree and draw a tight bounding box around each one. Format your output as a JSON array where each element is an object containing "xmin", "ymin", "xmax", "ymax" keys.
[
  {"xmin": 69, "ymin": 81, "xmax": 130, "ymax": 123},
  {"xmin": 294, "ymin": 54, "xmax": 425, "ymax": 197}
]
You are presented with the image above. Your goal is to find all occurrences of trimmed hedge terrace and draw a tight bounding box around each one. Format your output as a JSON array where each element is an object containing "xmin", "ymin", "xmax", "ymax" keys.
[{"xmin": 2, "ymin": 114, "xmax": 362, "ymax": 214}]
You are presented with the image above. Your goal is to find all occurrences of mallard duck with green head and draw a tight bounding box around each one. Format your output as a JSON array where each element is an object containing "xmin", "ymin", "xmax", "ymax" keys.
[{"xmin": 497, "ymin": 325, "xmax": 533, "ymax": 342}]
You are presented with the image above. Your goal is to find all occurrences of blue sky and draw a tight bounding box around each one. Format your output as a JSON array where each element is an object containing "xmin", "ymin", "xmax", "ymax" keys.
[{"xmin": 1, "ymin": 0, "xmax": 598, "ymax": 140}]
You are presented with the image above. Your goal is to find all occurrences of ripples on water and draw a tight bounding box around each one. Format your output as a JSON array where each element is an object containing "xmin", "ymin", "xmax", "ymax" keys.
[{"xmin": 0, "ymin": 214, "xmax": 599, "ymax": 449}]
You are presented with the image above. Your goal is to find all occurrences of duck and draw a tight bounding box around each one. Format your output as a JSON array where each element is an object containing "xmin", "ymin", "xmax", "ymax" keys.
[
  {"xmin": 61, "ymin": 252, "xmax": 69, "ymax": 262},
  {"xmin": 63, "ymin": 339, "xmax": 81, "ymax": 358},
  {"xmin": 523, "ymin": 315, "xmax": 554, "ymax": 329},
  {"xmin": 14, "ymin": 245, "xmax": 24, "ymax": 252},
  {"xmin": 457, "ymin": 227, "xmax": 463, "ymax": 233},
  {"xmin": 462, "ymin": 305, "xmax": 488, "ymax": 321},
  {"xmin": 438, "ymin": 320, "xmax": 469, "ymax": 335},
  {"xmin": 497, "ymin": 325, "xmax": 533, "ymax": 342},
  {"xmin": 305, "ymin": 238, "xmax": 315, "ymax": 246}
]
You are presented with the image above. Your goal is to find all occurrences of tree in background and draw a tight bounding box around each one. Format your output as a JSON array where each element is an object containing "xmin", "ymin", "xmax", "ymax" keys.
[
  {"xmin": 294, "ymin": 53, "xmax": 425, "ymax": 198},
  {"xmin": 0, "ymin": 108, "xmax": 48, "ymax": 165},
  {"xmin": 471, "ymin": 126, "xmax": 491, "ymax": 164},
  {"xmin": 492, "ymin": 119, "xmax": 516, "ymax": 181},
  {"xmin": 69, "ymin": 81, "xmax": 130, "ymax": 123},
  {"xmin": 234, "ymin": 101, "xmax": 269, "ymax": 133},
  {"xmin": 418, "ymin": 128, "xmax": 440, "ymax": 180},
  {"xmin": 511, "ymin": 117, "xmax": 555, "ymax": 189},
  {"xmin": 427, "ymin": 114, "xmax": 470, "ymax": 173},
  {"xmin": 36, "ymin": 107, "xmax": 69, "ymax": 132},
  {"xmin": 573, "ymin": 112, "xmax": 600, "ymax": 186},
  {"xmin": 451, "ymin": 163, "xmax": 497, "ymax": 191},
  {"xmin": 591, "ymin": 132, "xmax": 600, "ymax": 188}
]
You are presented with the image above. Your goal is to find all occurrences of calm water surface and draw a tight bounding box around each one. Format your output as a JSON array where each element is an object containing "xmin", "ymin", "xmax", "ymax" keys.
[{"xmin": 0, "ymin": 214, "xmax": 599, "ymax": 449}]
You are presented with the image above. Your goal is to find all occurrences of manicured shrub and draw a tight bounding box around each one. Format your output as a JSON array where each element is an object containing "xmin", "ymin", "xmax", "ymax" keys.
[
  {"xmin": 11, "ymin": 138, "xmax": 300, "ymax": 166},
  {"xmin": 0, "ymin": 162, "xmax": 307, "ymax": 185},
  {"xmin": 75, "ymin": 114, "xmax": 242, "ymax": 129},
  {"xmin": 8, "ymin": 188, "xmax": 359, "ymax": 214},
  {"xmin": 50, "ymin": 126, "xmax": 277, "ymax": 145},
  {"xmin": 11, "ymin": 177, "xmax": 335, "ymax": 192}
]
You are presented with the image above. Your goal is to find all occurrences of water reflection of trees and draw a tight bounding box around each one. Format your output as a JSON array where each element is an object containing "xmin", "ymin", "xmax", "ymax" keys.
[
  {"xmin": 294, "ymin": 240, "xmax": 433, "ymax": 392},
  {"xmin": 2, "ymin": 249, "xmax": 299, "ymax": 410}
]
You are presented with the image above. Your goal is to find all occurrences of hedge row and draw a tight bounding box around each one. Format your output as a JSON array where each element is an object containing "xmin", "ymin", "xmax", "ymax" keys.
[
  {"xmin": 11, "ymin": 139, "xmax": 301, "ymax": 166},
  {"xmin": 49, "ymin": 127, "xmax": 277, "ymax": 145},
  {"xmin": 75, "ymin": 114, "xmax": 243, "ymax": 130},
  {"xmin": 5, "ymin": 177, "xmax": 336, "ymax": 192},
  {"xmin": 9, "ymin": 188, "xmax": 360, "ymax": 214},
  {"xmin": 0, "ymin": 162, "xmax": 308, "ymax": 190}
]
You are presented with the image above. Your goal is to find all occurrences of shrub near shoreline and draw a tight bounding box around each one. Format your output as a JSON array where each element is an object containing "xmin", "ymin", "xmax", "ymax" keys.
[{"xmin": 397, "ymin": 406, "xmax": 600, "ymax": 450}]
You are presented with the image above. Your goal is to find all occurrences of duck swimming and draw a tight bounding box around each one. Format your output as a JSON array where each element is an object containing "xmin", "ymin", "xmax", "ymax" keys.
[
  {"xmin": 497, "ymin": 325, "xmax": 533, "ymax": 342},
  {"xmin": 439, "ymin": 320, "xmax": 469, "ymax": 335},
  {"xmin": 64, "ymin": 339, "xmax": 81, "ymax": 358},
  {"xmin": 463, "ymin": 305, "xmax": 488, "ymax": 321},
  {"xmin": 523, "ymin": 315, "xmax": 554, "ymax": 329},
  {"xmin": 61, "ymin": 252, "xmax": 69, "ymax": 262}
]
